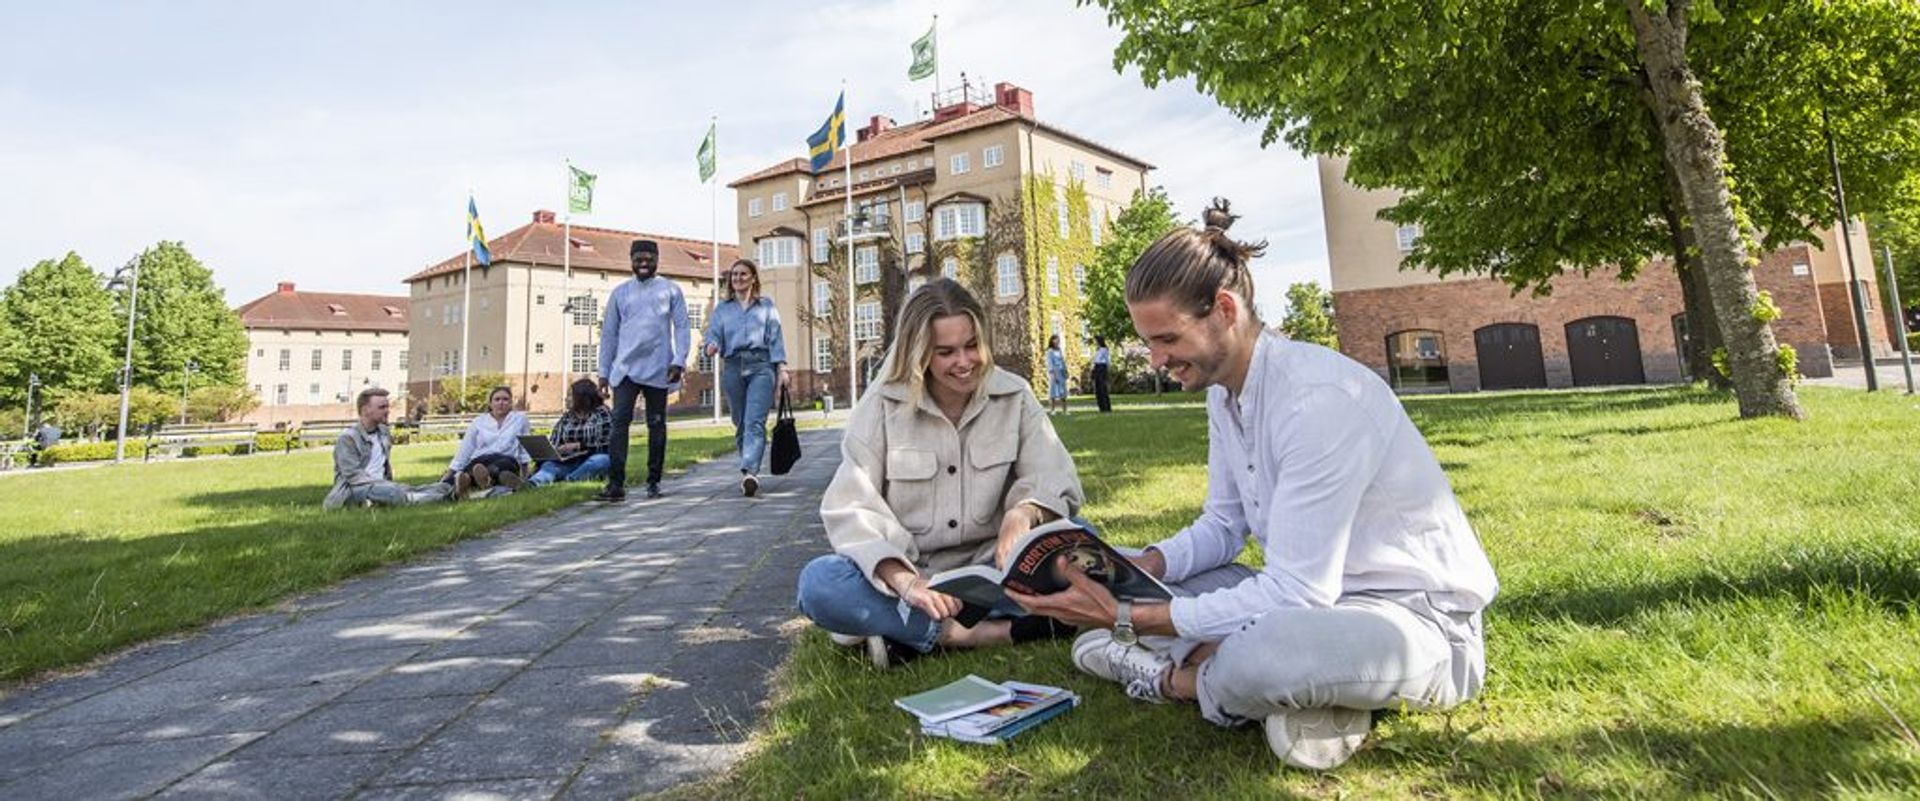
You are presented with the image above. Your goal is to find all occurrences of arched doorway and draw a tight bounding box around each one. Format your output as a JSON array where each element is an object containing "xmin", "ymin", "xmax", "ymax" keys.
[
  {"xmin": 1565, "ymin": 316, "xmax": 1646, "ymax": 386},
  {"xmin": 1385, "ymin": 330, "xmax": 1450, "ymax": 391},
  {"xmin": 1473, "ymin": 323, "xmax": 1547, "ymax": 390}
]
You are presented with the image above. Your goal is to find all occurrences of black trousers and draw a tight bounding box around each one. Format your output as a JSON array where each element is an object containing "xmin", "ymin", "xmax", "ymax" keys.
[
  {"xmin": 472, "ymin": 453, "xmax": 523, "ymax": 479},
  {"xmin": 608, "ymin": 380, "xmax": 668, "ymax": 489},
  {"xmin": 1092, "ymin": 364, "xmax": 1113, "ymax": 413}
]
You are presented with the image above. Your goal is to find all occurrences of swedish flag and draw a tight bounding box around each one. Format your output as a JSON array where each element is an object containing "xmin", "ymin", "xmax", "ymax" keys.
[
  {"xmin": 467, "ymin": 196, "xmax": 491, "ymax": 266},
  {"xmin": 806, "ymin": 92, "xmax": 846, "ymax": 174}
]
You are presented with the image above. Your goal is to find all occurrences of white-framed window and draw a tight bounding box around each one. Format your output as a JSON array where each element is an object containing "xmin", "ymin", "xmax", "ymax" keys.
[
  {"xmin": 905, "ymin": 200, "xmax": 924, "ymax": 222},
  {"xmin": 274, "ymin": 384, "xmax": 287, "ymax": 405},
  {"xmin": 747, "ymin": 197, "xmax": 764, "ymax": 218},
  {"xmin": 534, "ymin": 343, "xmax": 545, "ymax": 355},
  {"xmin": 855, "ymin": 300, "xmax": 883, "ymax": 341},
  {"xmin": 310, "ymin": 349, "xmax": 323, "ymax": 370},
  {"xmin": 571, "ymin": 343, "xmax": 595, "ymax": 374},
  {"xmin": 812, "ymin": 227, "xmax": 830, "ymax": 264},
  {"xmin": 308, "ymin": 383, "xmax": 321, "ymax": 404},
  {"xmin": 479, "ymin": 296, "xmax": 490, "ymax": 310},
  {"xmin": 995, "ymin": 254, "xmax": 1021, "ymax": 298},
  {"xmin": 1050, "ymin": 313, "xmax": 1065, "ymax": 346},
  {"xmin": 1070, "ymin": 161, "xmax": 1086, "ymax": 182},
  {"xmin": 399, "ymin": 350, "xmax": 408, "ymax": 370},
  {"xmin": 698, "ymin": 350, "xmax": 715, "ymax": 373},
  {"xmin": 983, "ymin": 145, "xmax": 1004, "ymax": 169},
  {"xmin": 1047, "ymin": 257, "xmax": 1060, "ymax": 296},
  {"xmin": 1396, "ymin": 223, "xmax": 1422, "ymax": 253},
  {"xmin": 757, "ymin": 236, "xmax": 802, "ymax": 267},
  {"xmin": 934, "ymin": 203, "xmax": 985, "ymax": 241},
  {"xmin": 1057, "ymin": 195, "xmax": 1071, "ymax": 237},
  {"xmin": 480, "ymin": 345, "xmax": 489, "ymax": 360},
  {"xmin": 1096, "ymin": 167, "xmax": 1113, "ymax": 189},
  {"xmin": 772, "ymin": 192, "xmax": 788, "ymax": 211},
  {"xmin": 814, "ymin": 279, "xmax": 832, "ymax": 316},
  {"xmin": 1073, "ymin": 263, "xmax": 1087, "ymax": 294},
  {"xmin": 699, "ymin": 388, "xmax": 715, "ymax": 407},
  {"xmin": 891, "ymin": 164, "xmax": 902, "ymax": 174},
  {"xmin": 1090, "ymin": 209, "xmax": 1103, "ymax": 246},
  {"xmin": 942, "ymin": 257, "xmax": 959, "ymax": 281},
  {"xmin": 950, "ymin": 152, "xmax": 970, "ymax": 175},
  {"xmin": 908, "ymin": 275, "xmax": 927, "ymax": 295},
  {"xmin": 906, "ymin": 231, "xmax": 925, "ymax": 254},
  {"xmin": 277, "ymin": 349, "xmax": 290, "ymax": 371},
  {"xmin": 855, "ymin": 246, "xmax": 880, "ymax": 284},
  {"xmin": 535, "ymin": 294, "xmax": 546, "ymax": 305},
  {"xmin": 815, "ymin": 339, "xmax": 833, "ymax": 371},
  {"xmin": 570, "ymin": 295, "xmax": 599, "ymax": 325},
  {"xmin": 341, "ymin": 349, "xmax": 353, "ymax": 370},
  {"xmin": 688, "ymin": 304, "xmax": 706, "ymax": 335},
  {"xmin": 858, "ymin": 170, "xmax": 869, "ymax": 181},
  {"xmin": 255, "ymin": 347, "xmax": 264, "ymax": 358},
  {"xmin": 371, "ymin": 349, "xmax": 382, "ymax": 371}
]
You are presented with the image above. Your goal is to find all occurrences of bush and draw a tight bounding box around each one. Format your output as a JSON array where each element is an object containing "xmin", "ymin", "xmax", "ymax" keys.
[
  {"xmin": 40, "ymin": 440, "xmax": 148, "ymax": 465},
  {"xmin": 1907, "ymin": 331, "xmax": 1919, "ymax": 351}
]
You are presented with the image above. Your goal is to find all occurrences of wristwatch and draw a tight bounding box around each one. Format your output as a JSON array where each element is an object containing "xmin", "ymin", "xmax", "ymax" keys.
[{"xmin": 1112, "ymin": 600, "xmax": 1138, "ymax": 646}]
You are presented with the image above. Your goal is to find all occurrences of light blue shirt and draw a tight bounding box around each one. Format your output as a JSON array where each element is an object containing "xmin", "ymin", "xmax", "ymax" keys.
[
  {"xmin": 704, "ymin": 296, "xmax": 788, "ymax": 364},
  {"xmin": 599, "ymin": 277, "xmax": 689, "ymax": 388}
]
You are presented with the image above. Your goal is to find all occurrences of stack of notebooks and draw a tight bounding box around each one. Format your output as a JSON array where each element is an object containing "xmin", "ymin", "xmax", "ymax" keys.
[{"xmin": 894, "ymin": 674, "xmax": 1080, "ymax": 744}]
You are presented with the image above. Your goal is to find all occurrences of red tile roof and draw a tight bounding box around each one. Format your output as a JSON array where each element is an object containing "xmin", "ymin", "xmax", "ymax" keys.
[
  {"xmin": 235, "ymin": 285, "xmax": 410, "ymax": 333},
  {"xmin": 727, "ymin": 105, "xmax": 1152, "ymax": 189},
  {"xmin": 405, "ymin": 216, "xmax": 740, "ymax": 284}
]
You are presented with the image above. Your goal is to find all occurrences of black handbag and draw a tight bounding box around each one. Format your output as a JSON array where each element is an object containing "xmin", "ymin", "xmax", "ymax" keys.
[{"xmin": 770, "ymin": 387, "xmax": 801, "ymax": 475}]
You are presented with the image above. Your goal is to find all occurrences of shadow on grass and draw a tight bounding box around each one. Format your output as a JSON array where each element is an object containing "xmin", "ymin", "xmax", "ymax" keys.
[{"xmin": 1496, "ymin": 548, "xmax": 1920, "ymax": 627}]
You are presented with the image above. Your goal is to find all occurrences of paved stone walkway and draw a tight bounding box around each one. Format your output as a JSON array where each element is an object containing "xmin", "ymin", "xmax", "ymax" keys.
[{"xmin": 0, "ymin": 429, "xmax": 843, "ymax": 800}]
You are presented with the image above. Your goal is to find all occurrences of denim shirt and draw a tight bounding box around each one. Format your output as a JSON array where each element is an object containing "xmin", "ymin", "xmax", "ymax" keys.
[
  {"xmin": 704, "ymin": 296, "xmax": 788, "ymax": 364},
  {"xmin": 599, "ymin": 277, "xmax": 690, "ymax": 388}
]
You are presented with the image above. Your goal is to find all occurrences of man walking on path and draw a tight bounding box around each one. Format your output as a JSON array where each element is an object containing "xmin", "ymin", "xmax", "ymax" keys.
[
  {"xmin": 1010, "ymin": 200, "xmax": 1498, "ymax": 772},
  {"xmin": 597, "ymin": 239, "xmax": 690, "ymax": 502}
]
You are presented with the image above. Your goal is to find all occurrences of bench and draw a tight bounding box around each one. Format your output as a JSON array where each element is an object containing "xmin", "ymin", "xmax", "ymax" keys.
[
  {"xmin": 144, "ymin": 423, "xmax": 259, "ymax": 461},
  {"xmin": 525, "ymin": 413, "xmax": 561, "ymax": 435},
  {"xmin": 0, "ymin": 439, "xmax": 32, "ymax": 470},
  {"xmin": 401, "ymin": 414, "xmax": 471, "ymax": 444},
  {"xmin": 287, "ymin": 419, "xmax": 360, "ymax": 452}
]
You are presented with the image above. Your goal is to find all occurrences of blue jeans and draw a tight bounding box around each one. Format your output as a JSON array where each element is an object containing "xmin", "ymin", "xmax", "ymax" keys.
[
  {"xmin": 529, "ymin": 453, "xmax": 610, "ymax": 486},
  {"xmin": 720, "ymin": 350, "xmax": 776, "ymax": 475},
  {"xmin": 795, "ymin": 555, "xmax": 1031, "ymax": 654}
]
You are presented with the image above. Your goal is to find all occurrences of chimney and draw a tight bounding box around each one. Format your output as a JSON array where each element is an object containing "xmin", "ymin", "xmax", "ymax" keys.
[
  {"xmin": 533, "ymin": 209, "xmax": 557, "ymax": 224},
  {"xmin": 857, "ymin": 114, "xmax": 896, "ymax": 143},
  {"xmin": 994, "ymin": 82, "xmax": 1034, "ymax": 118},
  {"xmin": 276, "ymin": 281, "xmax": 296, "ymax": 294}
]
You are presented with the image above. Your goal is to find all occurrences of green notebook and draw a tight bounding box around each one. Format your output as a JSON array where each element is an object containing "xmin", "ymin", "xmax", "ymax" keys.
[{"xmin": 894, "ymin": 674, "xmax": 1016, "ymax": 724}]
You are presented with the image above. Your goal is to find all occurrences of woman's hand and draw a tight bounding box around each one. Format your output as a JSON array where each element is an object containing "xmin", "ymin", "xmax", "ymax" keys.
[
  {"xmin": 890, "ymin": 573, "xmax": 962, "ymax": 621},
  {"xmin": 777, "ymin": 365, "xmax": 791, "ymax": 389},
  {"xmin": 556, "ymin": 442, "xmax": 580, "ymax": 457}
]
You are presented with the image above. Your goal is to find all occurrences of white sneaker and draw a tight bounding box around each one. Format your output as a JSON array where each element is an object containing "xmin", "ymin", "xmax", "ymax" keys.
[
  {"xmin": 827, "ymin": 632, "xmax": 864, "ymax": 647},
  {"xmin": 1071, "ymin": 629, "xmax": 1174, "ymax": 703},
  {"xmin": 1264, "ymin": 708, "xmax": 1372, "ymax": 771}
]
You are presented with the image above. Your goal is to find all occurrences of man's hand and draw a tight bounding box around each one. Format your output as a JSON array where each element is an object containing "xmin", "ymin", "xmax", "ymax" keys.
[
  {"xmin": 595, "ymin": 376, "xmax": 610, "ymax": 398},
  {"xmin": 1131, "ymin": 547, "xmax": 1169, "ymax": 580},
  {"xmin": 667, "ymin": 365, "xmax": 684, "ymax": 384},
  {"xmin": 705, "ymin": 343, "xmax": 720, "ymax": 357},
  {"xmin": 1005, "ymin": 556, "xmax": 1120, "ymax": 630}
]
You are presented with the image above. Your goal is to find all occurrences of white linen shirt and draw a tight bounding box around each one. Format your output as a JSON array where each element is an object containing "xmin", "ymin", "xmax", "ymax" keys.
[
  {"xmin": 1151, "ymin": 331, "xmax": 1498, "ymax": 640},
  {"xmin": 448, "ymin": 411, "xmax": 531, "ymax": 472},
  {"xmin": 599, "ymin": 276, "xmax": 690, "ymax": 388}
]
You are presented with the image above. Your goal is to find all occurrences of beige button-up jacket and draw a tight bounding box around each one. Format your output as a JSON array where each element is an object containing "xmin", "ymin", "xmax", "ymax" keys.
[{"xmin": 820, "ymin": 367, "xmax": 1084, "ymax": 593}]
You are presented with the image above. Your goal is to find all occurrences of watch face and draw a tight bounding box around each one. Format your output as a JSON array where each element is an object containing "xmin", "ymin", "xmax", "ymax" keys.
[{"xmin": 1112, "ymin": 625, "xmax": 1138, "ymax": 646}]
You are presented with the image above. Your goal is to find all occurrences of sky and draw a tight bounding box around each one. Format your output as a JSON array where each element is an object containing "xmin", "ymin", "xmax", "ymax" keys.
[{"xmin": 0, "ymin": 0, "xmax": 1331, "ymax": 318}]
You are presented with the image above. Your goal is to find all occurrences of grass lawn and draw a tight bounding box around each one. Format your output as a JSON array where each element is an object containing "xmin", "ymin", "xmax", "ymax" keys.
[
  {"xmin": 0, "ymin": 427, "xmax": 742, "ymax": 684},
  {"xmin": 670, "ymin": 386, "xmax": 1920, "ymax": 799}
]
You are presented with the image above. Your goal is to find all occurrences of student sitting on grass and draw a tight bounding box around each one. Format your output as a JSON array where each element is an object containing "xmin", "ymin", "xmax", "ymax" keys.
[
  {"xmin": 322, "ymin": 387, "xmax": 453, "ymax": 509},
  {"xmin": 1009, "ymin": 200, "xmax": 1498, "ymax": 772},
  {"xmin": 450, "ymin": 386, "xmax": 530, "ymax": 497},
  {"xmin": 529, "ymin": 378, "xmax": 613, "ymax": 486},
  {"xmin": 797, "ymin": 279, "xmax": 1082, "ymax": 669}
]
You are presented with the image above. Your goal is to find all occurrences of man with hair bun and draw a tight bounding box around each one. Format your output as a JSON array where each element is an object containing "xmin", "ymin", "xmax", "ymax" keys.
[{"xmin": 1009, "ymin": 199, "xmax": 1498, "ymax": 771}]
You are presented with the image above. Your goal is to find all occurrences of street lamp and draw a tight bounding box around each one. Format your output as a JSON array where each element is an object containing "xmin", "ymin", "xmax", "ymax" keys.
[
  {"xmin": 837, "ymin": 208, "xmax": 889, "ymax": 403},
  {"xmin": 179, "ymin": 358, "xmax": 199, "ymax": 424},
  {"xmin": 107, "ymin": 259, "xmax": 141, "ymax": 463},
  {"xmin": 23, "ymin": 372, "xmax": 39, "ymax": 438}
]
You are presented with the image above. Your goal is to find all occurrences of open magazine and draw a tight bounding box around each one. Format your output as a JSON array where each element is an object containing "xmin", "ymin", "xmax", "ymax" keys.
[{"xmin": 929, "ymin": 518, "xmax": 1172, "ymax": 626}]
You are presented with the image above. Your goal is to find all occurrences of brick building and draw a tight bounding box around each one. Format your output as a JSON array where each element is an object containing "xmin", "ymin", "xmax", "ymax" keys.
[
  {"xmin": 1319, "ymin": 156, "xmax": 1895, "ymax": 392},
  {"xmin": 404, "ymin": 211, "xmax": 736, "ymax": 413},
  {"xmin": 234, "ymin": 283, "xmax": 410, "ymax": 427},
  {"xmin": 727, "ymin": 80, "xmax": 1152, "ymax": 402}
]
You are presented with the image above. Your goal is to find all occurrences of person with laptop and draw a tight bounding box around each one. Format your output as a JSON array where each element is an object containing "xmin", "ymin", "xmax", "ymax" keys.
[{"xmin": 528, "ymin": 378, "xmax": 613, "ymax": 486}]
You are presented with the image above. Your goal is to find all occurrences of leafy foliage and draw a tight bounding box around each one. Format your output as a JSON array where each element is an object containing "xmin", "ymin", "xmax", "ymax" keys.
[
  {"xmin": 116, "ymin": 242, "xmax": 249, "ymax": 392},
  {"xmin": 1279, "ymin": 281, "xmax": 1339, "ymax": 349},
  {"xmin": 0, "ymin": 252, "xmax": 119, "ymax": 407},
  {"xmin": 1086, "ymin": 187, "xmax": 1180, "ymax": 346}
]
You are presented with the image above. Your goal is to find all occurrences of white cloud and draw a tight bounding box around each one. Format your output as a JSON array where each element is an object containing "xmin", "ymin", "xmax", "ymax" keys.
[{"xmin": 0, "ymin": 0, "xmax": 1329, "ymax": 315}]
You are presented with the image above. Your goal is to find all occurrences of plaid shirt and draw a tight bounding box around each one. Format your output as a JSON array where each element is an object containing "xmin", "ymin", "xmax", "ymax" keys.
[{"xmin": 550, "ymin": 408, "xmax": 612, "ymax": 456}]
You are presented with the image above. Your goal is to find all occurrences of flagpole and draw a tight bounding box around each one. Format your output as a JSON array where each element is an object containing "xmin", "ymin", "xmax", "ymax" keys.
[
  {"xmin": 562, "ymin": 160, "xmax": 573, "ymax": 386},
  {"xmin": 710, "ymin": 116, "xmax": 723, "ymax": 425},
  {"xmin": 932, "ymin": 13, "xmax": 941, "ymax": 102},
  {"xmin": 843, "ymin": 81, "xmax": 858, "ymax": 404},
  {"xmin": 460, "ymin": 249, "xmax": 472, "ymax": 398}
]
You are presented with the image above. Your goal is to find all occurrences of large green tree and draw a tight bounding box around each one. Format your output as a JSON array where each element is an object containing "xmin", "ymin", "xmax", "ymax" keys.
[
  {"xmin": 1094, "ymin": 0, "xmax": 1920, "ymax": 419},
  {"xmin": 116, "ymin": 242, "xmax": 248, "ymax": 393},
  {"xmin": 1085, "ymin": 187, "xmax": 1181, "ymax": 345},
  {"xmin": 0, "ymin": 252, "xmax": 120, "ymax": 409},
  {"xmin": 1280, "ymin": 281, "xmax": 1340, "ymax": 350}
]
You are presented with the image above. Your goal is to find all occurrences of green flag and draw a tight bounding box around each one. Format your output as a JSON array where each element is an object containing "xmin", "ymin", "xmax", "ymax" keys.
[
  {"xmin": 568, "ymin": 165, "xmax": 595, "ymax": 214},
  {"xmin": 696, "ymin": 122, "xmax": 717, "ymax": 183},
  {"xmin": 908, "ymin": 24, "xmax": 936, "ymax": 81}
]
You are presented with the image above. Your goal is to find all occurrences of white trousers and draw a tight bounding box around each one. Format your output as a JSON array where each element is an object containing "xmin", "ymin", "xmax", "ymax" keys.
[{"xmin": 1168, "ymin": 565, "xmax": 1487, "ymax": 727}]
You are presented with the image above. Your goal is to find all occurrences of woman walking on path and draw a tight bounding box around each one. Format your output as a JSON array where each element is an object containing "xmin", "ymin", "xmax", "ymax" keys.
[
  {"xmin": 1045, "ymin": 335, "xmax": 1070, "ymax": 414},
  {"xmin": 450, "ymin": 386, "xmax": 530, "ymax": 496},
  {"xmin": 704, "ymin": 258, "xmax": 790, "ymax": 497},
  {"xmin": 529, "ymin": 378, "xmax": 613, "ymax": 486},
  {"xmin": 1091, "ymin": 335, "xmax": 1113, "ymax": 413}
]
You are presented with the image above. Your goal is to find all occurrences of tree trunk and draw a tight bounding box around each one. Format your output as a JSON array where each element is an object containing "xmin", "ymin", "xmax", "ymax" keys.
[
  {"xmin": 1622, "ymin": 0, "xmax": 1804, "ymax": 419},
  {"xmin": 1657, "ymin": 182, "xmax": 1729, "ymax": 389}
]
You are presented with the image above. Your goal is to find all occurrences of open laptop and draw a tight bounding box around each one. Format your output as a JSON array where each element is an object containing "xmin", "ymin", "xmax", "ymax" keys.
[{"xmin": 517, "ymin": 434, "xmax": 567, "ymax": 462}]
